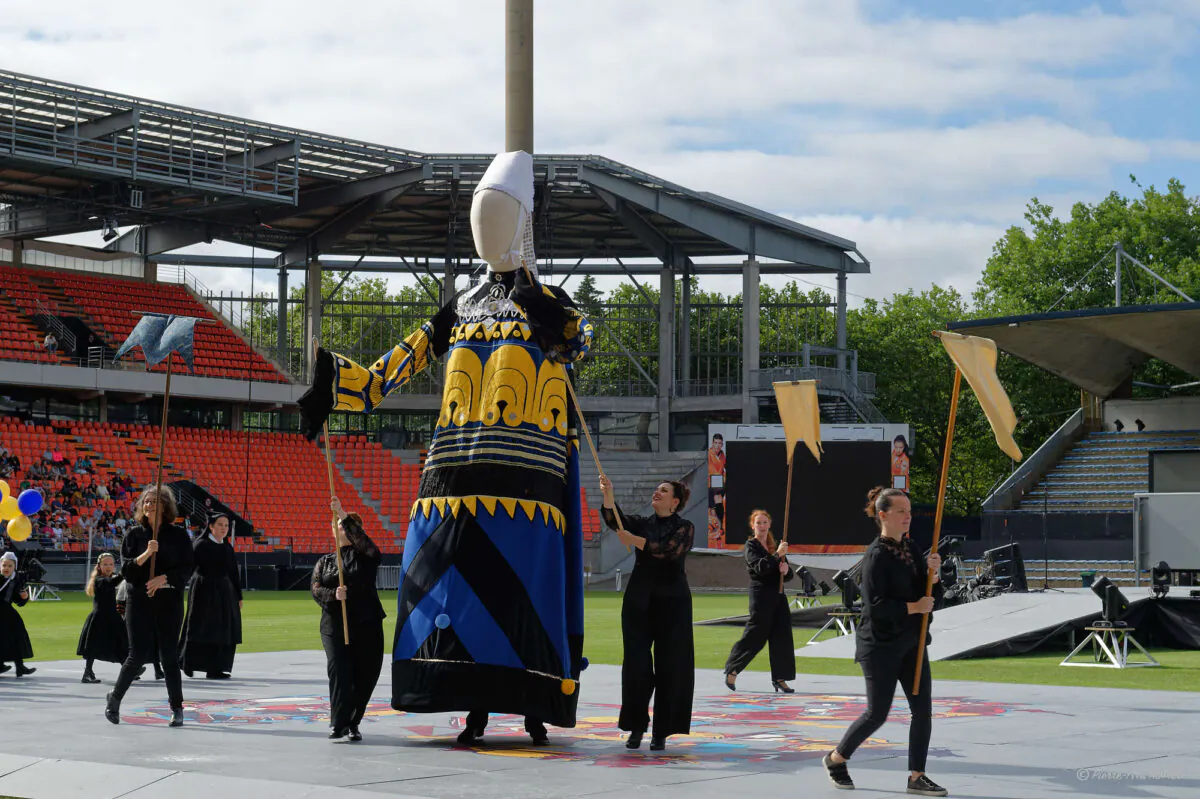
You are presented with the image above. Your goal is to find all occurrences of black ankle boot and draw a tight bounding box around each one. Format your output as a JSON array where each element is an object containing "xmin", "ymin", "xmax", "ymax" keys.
[
  {"xmin": 625, "ymin": 730, "xmax": 643, "ymax": 749},
  {"xmin": 104, "ymin": 692, "xmax": 121, "ymax": 725},
  {"xmin": 153, "ymin": 664, "xmax": 164, "ymax": 680},
  {"xmin": 649, "ymin": 734, "xmax": 666, "ymax": 751},
  {"xmin": 348, "ymin": 726, "xmax": 362, "ymax": 742},
  {"xmin": 169, "ymin": 708, "xmax": 184, "ymax": 728},
  {"xmin": 15, "ymin": 663, "xmax": 35, "ymax": 677},
  {"xmin": 82, "ymin": 669, "xmax": 100, "ymax": 684}
]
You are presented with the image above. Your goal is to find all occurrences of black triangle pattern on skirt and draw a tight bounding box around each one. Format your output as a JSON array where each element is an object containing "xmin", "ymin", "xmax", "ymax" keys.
[
  {"xmin": 397, "ymin": 509, "xmax": 563, "ymax": 678},
  {"xmin": 414, "ymin": 622, "xmax": 474, "ymax": 664}
]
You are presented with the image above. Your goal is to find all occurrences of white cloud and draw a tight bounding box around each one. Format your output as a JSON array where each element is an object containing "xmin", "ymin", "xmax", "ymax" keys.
[{"xmin": 7, "ymin": 0, "xmax": 1200, "ymax": 304}]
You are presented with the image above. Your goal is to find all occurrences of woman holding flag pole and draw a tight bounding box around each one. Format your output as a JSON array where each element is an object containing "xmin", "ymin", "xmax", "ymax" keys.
[
  {"xmin": 824, "ymin": 330, "xmax": 1022, "ymax": 797},
  {"xmin": 104, "ymin": 312, "xmax": 201, "ymax": 728}
]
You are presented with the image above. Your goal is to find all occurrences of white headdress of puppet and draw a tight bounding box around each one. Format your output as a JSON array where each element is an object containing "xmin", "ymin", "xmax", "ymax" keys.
[{"xmin": 470, "ymin": 151, "xmax": 537, "ymax": 278}]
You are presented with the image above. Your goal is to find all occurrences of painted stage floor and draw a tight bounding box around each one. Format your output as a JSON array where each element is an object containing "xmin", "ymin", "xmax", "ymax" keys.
[{"xmin": 0, "ymin": 653, "xmax": 1198, "ymax": 798}]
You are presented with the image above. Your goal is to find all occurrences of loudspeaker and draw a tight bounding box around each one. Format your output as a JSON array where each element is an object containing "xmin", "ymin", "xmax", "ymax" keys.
[{"xmin": 983, "ymin": 543, "xmax": 1028, "ymax": 592}]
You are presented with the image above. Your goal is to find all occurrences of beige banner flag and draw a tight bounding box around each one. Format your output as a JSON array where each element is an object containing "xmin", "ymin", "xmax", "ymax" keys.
[
  {"xmin": 773, "ymin": 380, "xmax": 822, "ymax": 464},
  {"xmin": 936, "ymin": 331, "xmax": 1023, "ymax": 462}
]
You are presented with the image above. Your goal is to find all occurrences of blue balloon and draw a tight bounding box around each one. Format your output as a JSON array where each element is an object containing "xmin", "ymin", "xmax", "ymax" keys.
[
  {"xmin": 435, "ymin": 613, "xmax": 451, "ymax": 629},
  {"xmin": 16, "ymin": 489, "xmax": 42, "ymax": 516},
  {"xmin": 580, "ymin": 657, "xmax": 590, "ymax": 671}
]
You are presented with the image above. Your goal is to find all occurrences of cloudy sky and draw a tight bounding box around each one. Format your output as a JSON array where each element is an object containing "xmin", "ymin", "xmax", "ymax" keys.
[{"xmin": 8, "ymin": 0, "xmax": 1200, "ymax": 303}]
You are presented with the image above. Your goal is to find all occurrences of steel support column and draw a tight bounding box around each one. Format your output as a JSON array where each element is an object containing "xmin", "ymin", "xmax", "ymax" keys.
[
  {"xmin": 657, "ymin": 265, "xmax": 674, "ymax": 452},
  {"xmin": 742, "ymin": 258, "xmax": 760, "ymax": 424},
  {"xmin": 836, "ymin": 272, "xmax": 848, "ymax": 373},
  {"xmin": 306, "ymin": 259, "xmax": 323, "ymax": 381},
  {"xmin": 277, "ymin": 267, "xmax": 288, "ymax": 368},
  {"xmin": 679, "ymin": 257, "xmax": 691, "ymax": 395}
]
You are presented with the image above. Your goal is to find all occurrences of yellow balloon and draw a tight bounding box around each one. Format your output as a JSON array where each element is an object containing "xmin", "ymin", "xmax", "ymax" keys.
[
  {"xmin": 0, "ymin": 496, "xmax": 19, "ymax": 521},
  {"xmin": 6, "ymin": 514, "xmax": 32, "ymax": 542},
  {"xmin": 0, "ymin": 479, "xmax": 9, "ymax": 500}
]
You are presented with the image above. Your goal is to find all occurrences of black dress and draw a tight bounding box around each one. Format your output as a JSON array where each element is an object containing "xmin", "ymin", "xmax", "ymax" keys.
[
  {"xmin": 312, "ymin": 517, "xmax": 386, "ymax": 731},
  {"xmin": 0, "ymin": 573, "xmax": 33, "ymax": 663},
  {"xmin": 110, "ymin": 523, "xmax": 195, "ymax": 712},
  {"xmin": 179, "ymin": 535, "xmax": 243, "ymax": 676},
  {"xmin": 601, "ymin": 504, "xmax": 695, "ymax": 738},
  {"xmin": 724, "ymin": 537, "xmax": 796, "ymax": 681},
  {"xmin": 836, "ymin": 534, "xmax": 945, "ymax": 774},
  {"xmin": 77, "ymin": 575, "xmax": 128, "ymax": 664}
]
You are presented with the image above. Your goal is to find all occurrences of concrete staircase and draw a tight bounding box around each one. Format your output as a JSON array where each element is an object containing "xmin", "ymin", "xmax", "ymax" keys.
[
  {"xmin": 331, "ymin": 460, "xmax": 407, "ymax": 547},
  {"xmin": 1018, "ymin": 431, "xmax": 1200, "ymax": 512},
  {"xmin": 576, "ymin": 450, "xmax": 706, "ymax": 519},
  {"xmin": 965, "ymin": 558, "xmax": 1139, "ymax": 588}
]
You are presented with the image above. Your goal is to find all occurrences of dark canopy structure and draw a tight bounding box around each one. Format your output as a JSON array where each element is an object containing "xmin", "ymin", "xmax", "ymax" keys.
[
  {"xmin": 949, "ymin": 302, "xmax": 1200, "ymax": 398},
  {"xmin": 0, "ymin": 69, "xmax": 866, "ymax": 276}
]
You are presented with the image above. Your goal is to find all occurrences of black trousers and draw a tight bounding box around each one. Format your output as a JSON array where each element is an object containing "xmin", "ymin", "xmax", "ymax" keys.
[
  {"xmin": 724, "ymin": 588, "xmax": 796, "ymax": 681},
  {"xmin": 112, "ymin": 592, "xmax": 185, "ymax": 711},
  {"xmin": 620, "ymin": 582, "xmax": 694, "ymax": 737},
  {"xmin": 465, "ymin": 709, "xmax": 546, "ymax": 736},
  {"xmin": 322, "ymin": 622, "xmax": 384, "ymax": 730},
  {"xmin": 836, "ymin": 646, "xmax": 933, "ymax": 773}
]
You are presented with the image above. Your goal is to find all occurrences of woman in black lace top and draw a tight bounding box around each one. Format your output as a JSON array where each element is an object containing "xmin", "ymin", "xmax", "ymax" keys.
[
  {"xmin": 312, "ymin": 496, "xmax": 385, "ymax": 743},
  {"xmin": 599, "ymin": 475, "xmax": 695, "ymax": 752},
  {"xmin": 824, "ymin": 487, "xmax": 947, "ymax": 797}
]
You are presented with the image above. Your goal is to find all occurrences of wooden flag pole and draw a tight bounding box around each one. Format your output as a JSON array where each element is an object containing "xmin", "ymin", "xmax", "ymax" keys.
[
  {"xmin": 312, "ymin": 339, "xmax": 350, "ymax": 645},
  {"xmin": 913, "ymin": 364, "xmax": 961, "ymax": 695},
  {"xmin": 518, "ymin": 263, "xmax": 629, "ymax": 545},
  {"xmin": 779, "ymin": 445, "xmax": 795, "ymax": 594},
  {"xmin": 150, "ymin": 350, "xmax": 173, "ymax": 579}
]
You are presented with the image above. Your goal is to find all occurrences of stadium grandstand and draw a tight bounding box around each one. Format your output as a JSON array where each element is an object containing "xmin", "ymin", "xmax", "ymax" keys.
[
  {"xmin": 0, "ymin": 69, "xmax": 872, "ymax": 584},
  {"xmin": 951, "ymin": 301, "xmax": 1200, "ymax": 586}
]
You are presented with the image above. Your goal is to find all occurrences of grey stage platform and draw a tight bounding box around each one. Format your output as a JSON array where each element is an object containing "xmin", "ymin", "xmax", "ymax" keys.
[
  {"xmin": 1, "ymin": 652, "xmax": 1199, "ymax": 797},
  {"xmin": 797, "ymin": 588, "xmax": 1113, "ymax": 661}
]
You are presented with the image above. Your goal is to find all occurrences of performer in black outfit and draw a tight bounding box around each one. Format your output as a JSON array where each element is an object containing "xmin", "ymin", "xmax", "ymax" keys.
[
  {"xmin": 0, "ymin": 551, "xmax": 35, "ymax": 677},
  {"xmin": 824, "ymin": 487, "xmax": 947, "ymax": 797},
  {"xmin": 78, "ymin": 553, "xmax": 127, "ymax": 683},
  {"xmin": 179, "ymin": 511, "xmax": 243, "ymax": 679},
  {"xmin": 105, "ymin": 486, "xmax": 194, "ymax": 727},
  {"xmin": 312, "ymin": 497, "xmax": 385, "ymax": 742},
  {"xmin": 599, "ymin": 475, "xmax": 695, "ymax": 752},
  {"xmin": 723, "ymin": 509, "xmax": 796, "ymax": 693}
]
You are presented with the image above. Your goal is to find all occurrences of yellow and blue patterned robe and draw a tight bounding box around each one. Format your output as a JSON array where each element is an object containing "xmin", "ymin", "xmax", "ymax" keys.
[{"xmin": 299, "ymin": 270, "xmax": 593, "ymax": 726}]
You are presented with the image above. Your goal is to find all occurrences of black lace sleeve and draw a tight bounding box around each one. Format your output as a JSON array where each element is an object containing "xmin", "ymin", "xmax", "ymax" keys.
[
  {"xmin": 644, "ymin": 518, "xmax": 694, "ymax": 561},
  {"xmin": 311, "ymin": 557, "xmax": 335, "ymax": 608},
  {"xmin": 600, "ymin": 504, "xmax": 648, "ymax": 536}
]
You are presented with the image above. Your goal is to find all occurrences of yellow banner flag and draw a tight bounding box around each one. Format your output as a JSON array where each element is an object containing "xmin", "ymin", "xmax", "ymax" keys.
[
  {"xmin": 936, "ymin": 331, "xmax": 1023, "ymax": 462},
  {"xmin": 773, "ymin": 380, "xmax": 822, "ymax": 464}
]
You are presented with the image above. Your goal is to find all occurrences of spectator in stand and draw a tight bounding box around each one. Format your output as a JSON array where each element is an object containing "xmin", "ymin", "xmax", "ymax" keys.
[
  {"xmin": 96, "ymin": 482, "xmax": 109, "ymax": 501},
  {"xmin": 74, "ymin": 457, "xmax": 88, "ymax": 475},
  {"xmin": 43, "ymin": 332, "xmax": 57, "ymax": 354},
  {"xmin": 42, "ymin": 448, "xmax": 53, "ymax": 464}
]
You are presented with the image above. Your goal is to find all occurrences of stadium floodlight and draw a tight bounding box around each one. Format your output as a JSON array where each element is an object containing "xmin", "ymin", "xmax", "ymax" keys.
[
  {"xmin": 1090, "ymin": 575, "xmax": 1130, "ymax": 626},
  {"xmin": 832, "ymin": 570, "xmax": 860, "ymax": 609},
  {"xmin": 1151, "ymin": 562, "xmax": 1171, "ymax": 599}
]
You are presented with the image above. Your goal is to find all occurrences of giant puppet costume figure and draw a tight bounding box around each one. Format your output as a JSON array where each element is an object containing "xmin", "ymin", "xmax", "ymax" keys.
[{"xmin": 299, "ymin": 151, "xmax": 592, "ymax": 731}]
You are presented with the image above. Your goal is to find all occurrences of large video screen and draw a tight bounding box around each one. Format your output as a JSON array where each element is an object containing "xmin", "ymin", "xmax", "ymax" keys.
[{"xmin": 723, "ymin": 440, "xmax": 892, "ymax": 553}]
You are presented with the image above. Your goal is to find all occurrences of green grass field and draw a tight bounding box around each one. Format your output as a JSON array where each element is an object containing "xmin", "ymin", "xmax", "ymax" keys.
[{"xmin": 18, "ymin": 590, "xmax": 1200, "ymax": 692}]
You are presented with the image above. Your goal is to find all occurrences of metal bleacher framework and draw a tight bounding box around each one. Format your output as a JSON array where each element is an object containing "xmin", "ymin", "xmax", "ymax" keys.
[{"xmin": 0, "ymin": 69, "xmax": 883, "ymax": 448}]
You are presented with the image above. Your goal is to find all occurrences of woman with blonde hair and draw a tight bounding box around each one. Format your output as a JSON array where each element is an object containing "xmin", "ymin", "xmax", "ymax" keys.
[
  {"xmin": 77, "ymin": 553, "xmax": 127, "ymax": 683},
  {"xmin": 723, "ymin": 509, "xmax": 796, "ymax": 693},
  {"xmin": 104, "ymin": 485, "xmax": 194, "ymax": 728}
]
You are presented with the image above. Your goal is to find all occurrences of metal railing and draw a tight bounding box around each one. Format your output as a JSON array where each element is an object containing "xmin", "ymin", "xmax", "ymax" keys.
[
  {"xmin": 982, "ymin": 408, "xmax": 1083, "ymax": 512},
  {"xmin": 750, "ymin": 365, "xmax": 886, "ymax": 424}
]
